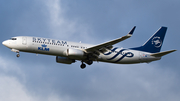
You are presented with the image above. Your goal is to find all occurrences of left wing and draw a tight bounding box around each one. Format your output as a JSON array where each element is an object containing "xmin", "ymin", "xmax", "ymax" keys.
[{"xmin": 85, "ymin": 26, "xmax": 136, "ymax": 54}]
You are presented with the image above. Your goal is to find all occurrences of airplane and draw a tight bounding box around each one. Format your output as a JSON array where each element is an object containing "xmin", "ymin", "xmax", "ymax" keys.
[{"xmin": 2, "ymin": 26, "xmax": 176, "ymax": 69}]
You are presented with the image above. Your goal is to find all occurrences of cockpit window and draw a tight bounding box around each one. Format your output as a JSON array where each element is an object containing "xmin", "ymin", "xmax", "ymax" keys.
[{"xmin": 11, "ymin": 38, "xmax": 17, "ymax": 40}]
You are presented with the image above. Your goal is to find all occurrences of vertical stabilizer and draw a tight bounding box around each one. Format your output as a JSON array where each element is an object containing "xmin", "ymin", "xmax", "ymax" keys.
[{"xmin": 131, "ymin": 27, "xmax": 167, "ymax": 53}]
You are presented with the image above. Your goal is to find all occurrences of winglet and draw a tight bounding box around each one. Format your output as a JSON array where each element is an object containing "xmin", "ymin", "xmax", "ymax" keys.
[{"xmin": 128, "ymin": 26, "xmax": 136, "ymax": 36}]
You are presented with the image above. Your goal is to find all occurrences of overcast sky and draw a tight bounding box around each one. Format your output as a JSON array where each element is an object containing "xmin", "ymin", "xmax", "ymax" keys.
[{"xmin": 0, "ymin": 0, "xmax": 180, "ymax": 101}]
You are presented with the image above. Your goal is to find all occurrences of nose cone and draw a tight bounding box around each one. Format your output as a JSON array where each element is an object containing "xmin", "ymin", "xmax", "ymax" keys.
[
  {"xmin": 2, "ymin": 40, "xmax": 8, "ymax": 47},
  {"xmin": 2, "ymin": 41, "xmax": 6, "ymax": 45}
]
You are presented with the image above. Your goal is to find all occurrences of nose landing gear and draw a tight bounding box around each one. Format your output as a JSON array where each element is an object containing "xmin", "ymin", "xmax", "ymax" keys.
[
  {"xmin": 11, "ymin": 49, "xmax": 20, "ymax": 58},
  {"xmin": 16, "ymin": 53, "xmax": 20, "ymax": 57}
]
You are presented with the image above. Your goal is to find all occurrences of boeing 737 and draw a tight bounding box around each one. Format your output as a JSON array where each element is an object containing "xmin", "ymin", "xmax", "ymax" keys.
[{"xmin": 2, "ymin": 26, "xmax": 176, "ymax": 69}]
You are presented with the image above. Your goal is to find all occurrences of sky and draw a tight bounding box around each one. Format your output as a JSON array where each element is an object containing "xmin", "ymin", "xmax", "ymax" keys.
[{"xmin": 0, "ymin": 0, "xmax": 180, "ymax": 101}]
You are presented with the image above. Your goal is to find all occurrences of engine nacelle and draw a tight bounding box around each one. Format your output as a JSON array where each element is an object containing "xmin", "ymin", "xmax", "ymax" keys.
[
  {"xmin": 65, "ymin": 48, "xmax": 85, "ymax": 59},
  {"xmin": 56, "ymin": 56, "xmax": 75, "ymax": 64}
]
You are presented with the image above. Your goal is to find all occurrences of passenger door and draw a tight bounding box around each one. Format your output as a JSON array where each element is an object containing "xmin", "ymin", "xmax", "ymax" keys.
[{"xmin": 22, "ymin": 37, "xmax": 27, "ymax": 45}]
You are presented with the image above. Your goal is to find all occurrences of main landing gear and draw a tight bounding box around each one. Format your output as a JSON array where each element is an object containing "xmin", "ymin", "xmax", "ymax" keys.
[
  {"xmin": 86, "ymin": 60, "xmax": 93, "ymax": 65},
  {"xmin": 81, "ymin": 63, "xmax": 86, "ymax": 69},
  {"xmin": 80, "ymin": 60, "xmax": 93, "ymax": 69}
]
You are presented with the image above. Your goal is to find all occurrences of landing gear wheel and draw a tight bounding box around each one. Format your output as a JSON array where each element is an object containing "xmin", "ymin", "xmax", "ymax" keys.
[
  {"xmin": 16, "ymin": 54, "xmax": 20, "ymax": 57},
  {"xmin": 87, "ymin": 60, "xmax": 93, "ymax": 65},
  {"xmin": 80, "ymin": 63, "xmax": 86, "ymax": 69}
]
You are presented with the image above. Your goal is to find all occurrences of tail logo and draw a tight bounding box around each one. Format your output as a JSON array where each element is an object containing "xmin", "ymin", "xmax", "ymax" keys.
[{"xmin": 152, "ymin": 36, "xmax": 162, "ymax": 48}]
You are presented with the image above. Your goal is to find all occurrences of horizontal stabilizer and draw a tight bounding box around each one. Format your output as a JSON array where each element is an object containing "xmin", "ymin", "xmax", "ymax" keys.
[{"xmin": 150, "ymin": 50, "xmax": 177, "ymax": 57}]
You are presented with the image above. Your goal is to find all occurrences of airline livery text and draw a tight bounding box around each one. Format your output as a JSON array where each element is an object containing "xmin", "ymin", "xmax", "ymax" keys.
[{"xmin": 33, "ymin": 37, "xmax": 67, "ymax": 45}]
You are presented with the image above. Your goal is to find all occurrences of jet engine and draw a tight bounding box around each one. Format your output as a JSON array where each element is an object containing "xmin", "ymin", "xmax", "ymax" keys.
[
  {"xmin": 64, "ymin": 48, "xmax": 85, "ymax": 59},
  {"xmin": 56, "ymin": 56, "xmax": 75, "ymax": 64}
]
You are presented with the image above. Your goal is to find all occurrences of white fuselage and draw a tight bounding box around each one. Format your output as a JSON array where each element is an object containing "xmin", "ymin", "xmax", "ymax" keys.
[{"xmin": 2, "ymin": 36, "xmax": 161, "ymax": 64}]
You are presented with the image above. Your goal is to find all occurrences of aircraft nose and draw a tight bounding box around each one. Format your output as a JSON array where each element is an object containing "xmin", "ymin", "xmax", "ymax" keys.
[
  {"xmin": 2, "ymin": 41, "xmax": 5, "ymax": 45},
  {"xmin": 2, "ymin": 40, "xmax": 8, "ymax": 47}
]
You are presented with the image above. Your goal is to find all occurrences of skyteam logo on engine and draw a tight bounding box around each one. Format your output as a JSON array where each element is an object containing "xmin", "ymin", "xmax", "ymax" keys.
[
  {"xmin": 152, "ymin": 36, "xmax": 162, "ymax": 48},
  {"xmin": 38, "ymin": 44, "xmax": 50, "ymax": 51}
]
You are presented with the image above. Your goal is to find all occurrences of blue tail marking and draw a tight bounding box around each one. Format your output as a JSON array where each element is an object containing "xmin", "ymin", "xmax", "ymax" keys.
[{"xmin": 131, "ymin": 27, "xmax": 167, "ymax": 53}]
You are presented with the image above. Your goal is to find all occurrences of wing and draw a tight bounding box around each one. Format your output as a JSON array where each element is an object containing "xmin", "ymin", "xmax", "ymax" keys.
[{"xmin": 85, "ymin": 26, "xmax": 136, "ymax": 54}]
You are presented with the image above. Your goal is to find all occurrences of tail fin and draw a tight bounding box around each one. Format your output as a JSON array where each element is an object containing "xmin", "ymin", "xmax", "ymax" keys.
[{"xmin": 131, "ymin": 27, "xmax": 167, "ymax": 53}]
